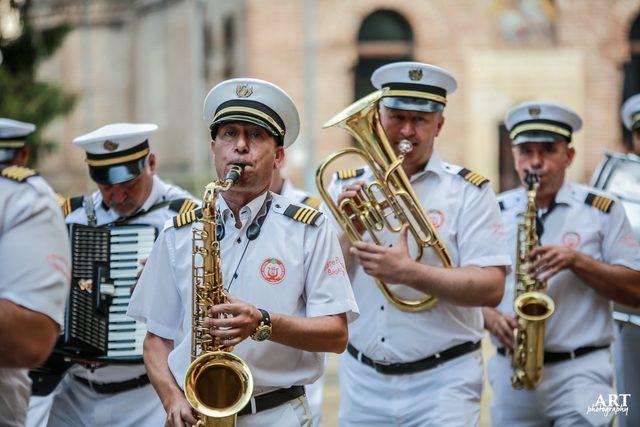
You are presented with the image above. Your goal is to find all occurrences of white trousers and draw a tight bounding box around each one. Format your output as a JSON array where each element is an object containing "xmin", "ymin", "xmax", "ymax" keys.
[
  {"xmin": 488, "ymin": 348, "xmax": 615, "ymax": 427},
  {"xmin": 613, "ymin": 322, "xmax": 640, "ymax": 427},
  {"xmin": 237, "ymin": 395, "xmax": 312, "ymax": 427},
  {"xmin": 306, "ymin": 375, "xmax": 325, "ymax": 426},
  {"xmin": 338, "ymin": 349, "xmax": 483, "ymax": 427},
  {"xmin": 45, "ymin": 375, "xmax": 165, "ymax": 427},
  {"xmin": 26, "ymin": 392, "xmax": 57, "ymax": 427}
]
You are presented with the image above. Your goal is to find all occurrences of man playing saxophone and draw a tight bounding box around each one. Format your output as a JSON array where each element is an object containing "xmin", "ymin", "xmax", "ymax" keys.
[
  {"xmin": 483, "ymin": 101, "xmax": 640, "ymax": 426},
  {"xmin": 323, "ymin": 62, "xmax": 510, "ymax": 427},
  {"xmin": 127, "ymin": 78, "xmax": 357, "ymax": 427}
]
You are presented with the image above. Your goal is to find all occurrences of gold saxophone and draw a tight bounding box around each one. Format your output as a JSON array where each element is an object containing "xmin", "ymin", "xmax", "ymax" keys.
[
  {"xmin": 184, "ymin": 165, "xmax": 254, "ymax": 427},
  {"xmin": 511, "ymin": 171, "xmax": 555, "ymax": 389},
  {"xmin": 316, "ymin": 90, "xmax": 452, "ymax": 312}
]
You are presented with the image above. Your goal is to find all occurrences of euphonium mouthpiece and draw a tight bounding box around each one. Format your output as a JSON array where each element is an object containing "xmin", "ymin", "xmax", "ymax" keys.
[{"xmin": 398, "ymin": 139, "xmax": 413, "ymax": 155}]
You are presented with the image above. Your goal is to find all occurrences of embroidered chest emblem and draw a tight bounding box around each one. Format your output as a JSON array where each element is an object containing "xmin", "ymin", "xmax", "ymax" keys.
[
  {"xmin": 260, "ymin": 258, "xmax": 286, "ymax": 284},
  {"xmin": 427, "ymin": 209, "xmax": 445, "ymax": 229},
  {"xmin": 562, "ymin": 232, "xmax": 581, "ymax": 249}
]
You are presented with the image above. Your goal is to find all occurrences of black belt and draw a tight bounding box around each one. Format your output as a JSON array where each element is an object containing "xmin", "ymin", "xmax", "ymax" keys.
[
  {"xmin": 238, "ymin": 385, "xmax": 305, "ymax": 416},
  {"xmin": 497, "ymin": 345, "xmax": 609, "ymax": 364},
  {"xmin": 73, "ymin": 374, "xmax": 150, "ymax": 394},
  {"xmin": 347, "ymin": 341, "xmax": 481, "ymax": 375}
]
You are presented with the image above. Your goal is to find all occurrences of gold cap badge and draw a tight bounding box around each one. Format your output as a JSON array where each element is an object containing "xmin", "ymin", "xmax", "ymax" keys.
[
  {"xmin": 236, "ymin": 84, "xmax": 254, "ymax": 98},
  {"xmin": 103, "ymin": 140, "xmax": 119, "ymax": 151},
  {"xmin": 408, "ymin": 69, "xmax": 423, "ymax": 81},
  {"xmin": 528, "ymin": 106, "xmax": 541, "ymax": 117}
]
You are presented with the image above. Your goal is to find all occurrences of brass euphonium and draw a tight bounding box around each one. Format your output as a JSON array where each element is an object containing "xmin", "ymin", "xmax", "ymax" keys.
[
  {"xmin": 316, "ymin": 90, "xmax": 453, "ymax": 312},
  {"xmin": 184, "ymin": 165, "xmax": 253, "ymax": 427},
  {"xmin": 511, "ymin": 171, "xmax": 555, "ymax": 389}
]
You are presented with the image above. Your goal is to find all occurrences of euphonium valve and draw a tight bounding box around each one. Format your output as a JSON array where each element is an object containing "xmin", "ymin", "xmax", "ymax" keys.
[
  {"xmin": 185, "ymin": 164, "xmax": 254, "ymax": 427},
  {"xmin": 316, "ymin": 90, "xmax": 453, "ymax": 312}
]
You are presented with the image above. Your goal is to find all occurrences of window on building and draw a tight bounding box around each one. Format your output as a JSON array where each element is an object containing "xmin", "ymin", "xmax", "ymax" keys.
[
  {"xmin": 354, "ymin": 9, "xmax": 413, "ymax": 100},
  {"xmin": 223, "ymin": 16, "xmax": 236, "ymax": 79}
]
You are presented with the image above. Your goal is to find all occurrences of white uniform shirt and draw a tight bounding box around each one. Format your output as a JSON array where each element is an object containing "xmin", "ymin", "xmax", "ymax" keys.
[
  {"xmin": 280, "ymin": 179, "xmax": 311, "ymax": 204},
  {"xmin": 495, "ymin": 181, "xmax": 640, "ymax": 350},
  {"xmin": 127, "ymin": 191, "xmax": 358, "ymax": 395},
  {"xmin": 0, "ymin": 173, "xmax": 70, "ymax": 426},
  {"xmin": 323, "ymin": 152, "xmax": 511, "ymax": 362},
  {"xmin": 66, "ymin": 175, "xmax": 195, "ymax": 383}
]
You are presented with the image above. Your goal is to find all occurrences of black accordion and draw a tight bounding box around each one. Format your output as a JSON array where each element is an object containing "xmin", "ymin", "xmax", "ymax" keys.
[{"xmin": 59, "ymin": 223, "xmax": 156, "ymax": 362}]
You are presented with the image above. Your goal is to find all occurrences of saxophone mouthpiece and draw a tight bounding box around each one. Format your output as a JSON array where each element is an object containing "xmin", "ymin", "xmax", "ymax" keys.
[{"xmin": 226, "ymin": 164, "xmax": 245, "ymax": 184}]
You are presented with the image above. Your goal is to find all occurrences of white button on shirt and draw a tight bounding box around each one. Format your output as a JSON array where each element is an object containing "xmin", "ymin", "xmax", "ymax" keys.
[
  {"xmin": 0, "ymin": 174, "xmax": 70, "ymax": 427},
  {"xmin": 323, "ymin": 152, "xmax": 511, "ymax": 362},
  {"xmin": 65, "ymin": 175, "xmax": 196, "ymax": 383},
  {"xmin": 495, "ymin": 181, "xmax": 640, "ymax": 351},
  {"xmin": 127, "ymin": 191, "xmax": 358, "ymax": 395}
]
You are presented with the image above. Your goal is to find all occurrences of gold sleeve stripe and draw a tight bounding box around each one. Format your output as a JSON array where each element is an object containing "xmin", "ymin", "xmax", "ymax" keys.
[
  {"xmin": 302, "ymin": 197, "xmax": 322, "ymax": 209},
  {"xmin": 179, "ymin": 200, "xmax": 197, "ymax": 215},
  {"xmin": 0, "ymin": 165, "xmax": 37, "ymax": 182},
  {"xmin": 585, "ymin": 193, "xmax": 613, "ymax": 213}
]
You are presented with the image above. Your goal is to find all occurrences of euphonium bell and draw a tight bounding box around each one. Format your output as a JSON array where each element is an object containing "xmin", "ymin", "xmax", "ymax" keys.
[{"xmin": 316, "ymin": 90, "xmax": 453, "ymax": 312}]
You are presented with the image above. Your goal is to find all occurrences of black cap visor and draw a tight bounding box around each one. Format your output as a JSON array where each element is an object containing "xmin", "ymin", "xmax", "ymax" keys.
[{"xmin": 89, "ymin": 156, "xmax": 147, "ymax": 185}]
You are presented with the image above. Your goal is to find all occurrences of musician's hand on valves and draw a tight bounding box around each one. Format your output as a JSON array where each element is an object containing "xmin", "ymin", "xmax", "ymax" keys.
[
  {"xmin": 482, "ymin": 307, "xmax": 518, "ymax": 353},
  {"xmin": 350, "ymin": 224, "xmax": 412, "ymax": 284},
  {"xmin": 337, "ymin": 181, "xmax": 367, "ymax": 235},
  {"xmin": 205, "ymin": 295, "xmax": 263, "ymax": 347},
  {"xmin": 163, "ymin": 390, "xmax": 198, "ymax": 427},
  {"xmin": 528, "ymin": 245, "xmax": 577, "ymax": 281}
]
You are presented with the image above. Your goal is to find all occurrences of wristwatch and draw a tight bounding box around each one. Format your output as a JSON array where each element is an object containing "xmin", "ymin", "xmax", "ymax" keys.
[{"xmin": 251, "ymin": 308, "xmax": 272, "ymax": 342}]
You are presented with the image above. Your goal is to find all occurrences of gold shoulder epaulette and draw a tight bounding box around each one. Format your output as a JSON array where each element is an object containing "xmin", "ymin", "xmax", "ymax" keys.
[
  {"xmin": 0, "ymin": 165, "xmax": 38, "ymax": 183},
  {"xmin": 169, "ymin": 198, "xmax": 198, "ymax": 214},
  {"xmin": 60, "ymin": 195, "xmax": 84, "ymax": 217},
  {"xmin": 302, "ymin": 196, "xmax": 322, "ymax": 210},
  {"xmin": 335, "ymin": 168, "xmax": 365, "ymax": 180},
  {"xmin": 457, "ymin": 168, "xmax": 489, "ymax": 187},
  {"xmin": 585, "ymin": 192, "xmax": 614, "ymax": 213},
  {"xmin": 283, "ymin": 204, "xmax": 322, "ymax": 226},
  {"xmin": 173, "ymin": 208, "xmax": 203, "ymax": 228}
]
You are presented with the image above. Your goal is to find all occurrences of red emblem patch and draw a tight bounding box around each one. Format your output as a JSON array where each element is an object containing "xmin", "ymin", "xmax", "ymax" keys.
[
  {"xmin": 562, "ymin": 232, "xmax": 581, "ymax": 249},
  {"xmin": 324, "ymin": 257, "xmax": 346, "ymax": 276},
  {"xmin": 427, "ymin": 209, "xmax": 445, "ymax": 229},
  {"xmin": 260, "ymin": 258, "xmax": 286, "ymax": 284},
  {"xmin": 490, "ymin": 223, "xmax": 505, "ymax": 237}
]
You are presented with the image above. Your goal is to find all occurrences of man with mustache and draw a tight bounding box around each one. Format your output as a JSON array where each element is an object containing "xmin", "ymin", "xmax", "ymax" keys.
[
  {"xmin": 128, "ymin": 78, "xmax": 358, "ymax": 426},
  {"xmin": 30, "ymin": 123, "xmax": 196, "ymax": 427},
  {"xmin": 0, "ymin": 118, "xmax": 70, "ymax": 427},
  {"xmin": 324, "ymin": 62, "xmax": 510, "ymax": 426},
  {"xmin": 483, "ymin": 101, "xmax": 640, "ymax": 426}
]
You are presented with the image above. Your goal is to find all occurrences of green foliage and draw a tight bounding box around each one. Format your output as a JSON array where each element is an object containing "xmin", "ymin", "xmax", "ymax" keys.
[{"xmin": 0, "ymin": 2, "xmax": 76, "ymax": 166}]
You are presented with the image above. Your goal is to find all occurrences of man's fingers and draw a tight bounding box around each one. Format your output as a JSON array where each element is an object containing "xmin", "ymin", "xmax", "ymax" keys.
[
  {"xmin": 350, "ymin": 247, "xmax": 380, "ymax": 262},
  {"xmin": 210, "ymin": 327, "xmax": 242, "ymax": 339},
  {"xmin": 181, "ymin": 408, "xmax": 198, "ymax": 425},
  {"xmin": 505, "ymin": 315, "xmax": 519, "ymax": 330}
]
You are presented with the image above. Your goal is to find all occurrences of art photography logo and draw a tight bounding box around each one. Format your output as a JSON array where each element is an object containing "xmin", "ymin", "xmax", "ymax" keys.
[{"xmin": 586, "ymin": 393, "xmax": 631, "ymax": 417}]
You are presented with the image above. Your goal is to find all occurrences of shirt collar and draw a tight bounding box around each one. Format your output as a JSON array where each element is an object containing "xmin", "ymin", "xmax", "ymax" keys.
[
  {"xmin": 410, "ymin": 151, "xmax": 444, "ymax": 181},
  {"xmin": 218, "ymin": 190, "xmax": 269, "ymax": 227}
]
